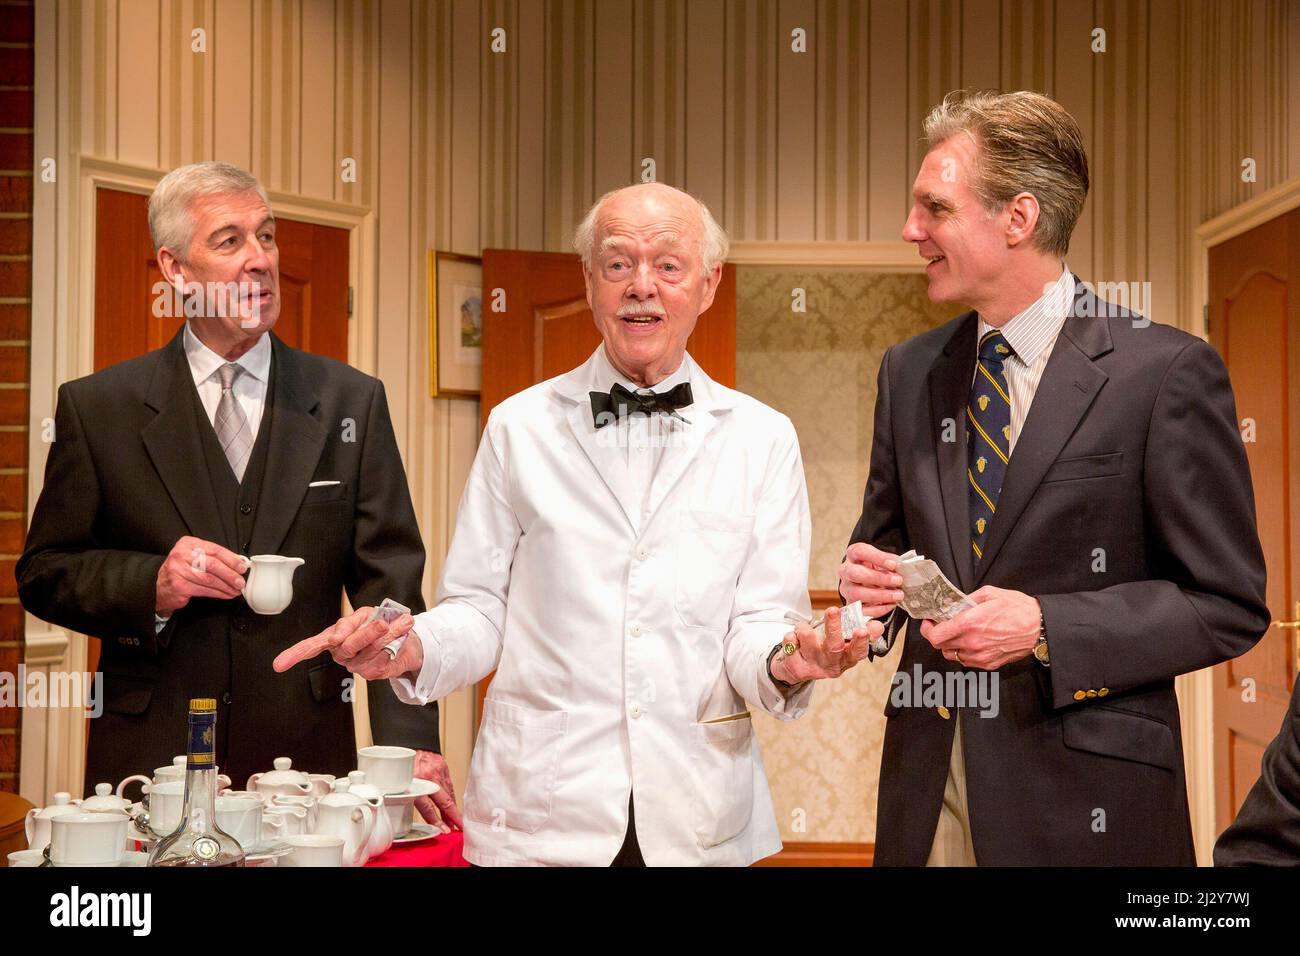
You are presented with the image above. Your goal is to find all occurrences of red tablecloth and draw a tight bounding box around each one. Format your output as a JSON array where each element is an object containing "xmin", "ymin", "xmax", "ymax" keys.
[{"xmin": 364, "ymin": 829, "xmax": 468, "ymax": 867}]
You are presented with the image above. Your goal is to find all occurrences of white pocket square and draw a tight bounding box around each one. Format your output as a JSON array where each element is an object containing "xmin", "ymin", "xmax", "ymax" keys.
[{"xmin": 308, "ymin": 480, "xmax": 342, "ymax": 488}]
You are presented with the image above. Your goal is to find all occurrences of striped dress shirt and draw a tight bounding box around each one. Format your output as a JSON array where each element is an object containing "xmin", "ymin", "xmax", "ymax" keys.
[{"xmin": 930, "ymin": 263, "xmax": 1075, "ymax": 867}]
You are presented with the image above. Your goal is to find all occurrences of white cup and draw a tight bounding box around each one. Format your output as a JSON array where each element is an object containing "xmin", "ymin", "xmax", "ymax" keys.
[
  {"xmin": 49, "ymin": 812, "xmax": 129, "ymax": 867},
  {"xmin": 8, "ymin": 849, "xmax": 46, "ymax": 867},
  {"xmin": 215, "ymin": 794, "xmax": 263, "ymax": 850},
  {"xmin": 357, "ymin": 746, "xmax": 415, "ymax": 795},
  {"xmin": 382, "ymin": 798, "xmax": 416, "ymax": 840},
  {"xmin": 144, "ymin": 781, "xmax": 186, "ymax": 837},
  {"xmin": 281, "ymin": 834, "xmax": 344, "ymax": 867}
]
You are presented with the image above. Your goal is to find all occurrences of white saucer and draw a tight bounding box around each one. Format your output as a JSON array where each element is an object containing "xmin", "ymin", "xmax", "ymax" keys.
[
  {"xmin": 245, "ymin": 842, "xmax": 294, "ymax": 864},
  {"xmin": 391, "ymin": 822, "xmax": 442, "ymax": 846},
  {"xmin": 389, "ymin": 778, "xmax": 440, "ymax": 799},
  {"xmin": 120, "ymin": 851, "xmax": 150, "ymax": 867}
]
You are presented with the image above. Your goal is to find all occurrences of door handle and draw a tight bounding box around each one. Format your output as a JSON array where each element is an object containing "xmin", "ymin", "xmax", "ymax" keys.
[{"xmin": 1272, "ymin": 602, "xmax": 1300, "ymax": 674}]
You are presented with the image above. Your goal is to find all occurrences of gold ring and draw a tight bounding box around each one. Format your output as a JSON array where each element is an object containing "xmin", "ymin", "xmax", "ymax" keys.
[
  {"xmin": 782, "ymin": 638, "xmax": 798, "ymax": 657},
  {"xmin": 954, "ymin": 650, "xmax": 963, "ymax": 666}
]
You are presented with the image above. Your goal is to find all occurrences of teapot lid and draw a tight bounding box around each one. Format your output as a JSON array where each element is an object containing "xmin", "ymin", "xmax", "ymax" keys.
[
  {"xmin": 81, "ymin": 783, "xmax": 131, "ymax": 812},
  {"xmin": 36, "ymin": 792, "xmax": 82, "ymax": 820},
  {"xmin": 257, "ymin": 757, "xmax": 311, "ymax": 786},
  {"xmin": 346, "ymin": 770, "xmax": 384, "ymax": 801},
  {"xmin": 320, "ymin": 777, "xmax": 366, "ymax": 806}
]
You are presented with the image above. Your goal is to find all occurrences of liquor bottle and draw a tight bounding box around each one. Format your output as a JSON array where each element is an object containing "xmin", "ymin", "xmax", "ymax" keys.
[{"xmin": 147, "ymin": 697, "xmax": 246, "ymax": 867}]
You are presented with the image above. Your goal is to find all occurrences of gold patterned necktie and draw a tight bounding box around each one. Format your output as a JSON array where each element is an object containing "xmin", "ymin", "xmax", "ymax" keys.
[{"xmin": 967, "ymin": 330, "xmax": 1013, "ymax": 562}]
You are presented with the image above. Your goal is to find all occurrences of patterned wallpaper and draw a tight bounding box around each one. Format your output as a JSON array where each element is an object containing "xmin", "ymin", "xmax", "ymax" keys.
[{"xmin": 737, "ymin": 269, "xmax": 954, "ymax": 844}]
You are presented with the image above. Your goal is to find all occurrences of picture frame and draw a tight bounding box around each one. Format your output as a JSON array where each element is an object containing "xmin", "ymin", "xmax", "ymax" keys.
[{"xmin": 428, "ymin": 249, "xmax": 483, "ymax": 397}]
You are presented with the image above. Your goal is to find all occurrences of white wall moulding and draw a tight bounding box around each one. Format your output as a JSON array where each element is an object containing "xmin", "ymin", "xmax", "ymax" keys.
[{"xmin": 728, "ymin": 241, "xmax": 925, "ymax": 271}]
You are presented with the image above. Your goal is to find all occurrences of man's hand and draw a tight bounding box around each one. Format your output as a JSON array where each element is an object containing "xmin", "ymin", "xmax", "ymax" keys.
[
  {"xmin": 918, "ymin": 585, "xmax": 1040, "ymax": 671},
  {"xmin": 156, "ymin": 536, "xmax": 248, "ymax": 615},
  {"xmin": 413, "ymin": 750, "xmax": 462, "ymax": 833},
  {"xmin": 271, "ymin": 606, "xmax": 424, "ymax": 680},
  {"xmin": 771, "ymin": 606, "xmax": 885, "ymax": 684},
  {"xmin": 838, "ymin": 542, "xmax": 906, "ymax": 618}
]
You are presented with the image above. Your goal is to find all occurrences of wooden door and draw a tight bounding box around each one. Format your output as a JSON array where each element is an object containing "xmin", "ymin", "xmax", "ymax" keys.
[
  {"xmin": 1208, "ymin": 207, "xmax": 1300, "ymax": 833},
  {"xmin": 475, "ymin": 248, "xmax": 737, "ymax": 719},
  {"xmin": 86, "ymin": 187, "xmax": 352, "ymax": 680}
]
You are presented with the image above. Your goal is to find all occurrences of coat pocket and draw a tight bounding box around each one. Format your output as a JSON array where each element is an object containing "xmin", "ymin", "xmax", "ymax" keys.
[
  {"xmin": 465, "ymin": 700, "xmax": 568, "ymax": 834},
  {"xmin": 302, "ymin": 480, "xmax": 350, "ymax": 505},
  {"xmin": 674, "ymin": 509, "xmax": 755, "ymax": 629},
  {"xmin": 689, "ymin": 716, "xmax": 755, "ymax": 848},
  {"xmin": 1041, "ymin": 451, "xmax": 1124, "ymax": 483},
  {"xmin": 102, "ymin": 673, "xmax": 153, "ymax": 716},
  {"xmin": 1061, "ymin": 703, "xmax": 1176, "ymax": 771}
]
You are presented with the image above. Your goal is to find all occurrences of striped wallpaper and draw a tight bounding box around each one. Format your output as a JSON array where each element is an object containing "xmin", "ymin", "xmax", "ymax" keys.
[{"xmin": 71, "ymin": 0, "xmax": 1300, "ymax": 331}]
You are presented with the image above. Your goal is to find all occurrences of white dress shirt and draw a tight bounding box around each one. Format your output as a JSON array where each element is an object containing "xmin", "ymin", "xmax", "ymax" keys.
[
  {"xmin": 183, "ymin": 322, "xmax": 271, "ymax": 443},
  {"xmin": 931, "ymin": 263, "xmax": 1074, "ymax": 866},
  {"xmin": 156, "ymin": 325, "xmax": 272, "ymax": 630},
  {"xmin": 591, "ymin": 346, "xmax": 694, "ymax": 518}
]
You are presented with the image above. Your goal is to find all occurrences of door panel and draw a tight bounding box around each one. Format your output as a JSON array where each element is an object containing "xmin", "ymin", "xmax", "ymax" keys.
[{"xmin": 1208, "ymin": 207, "xmax": 1299, "ymax": 833}]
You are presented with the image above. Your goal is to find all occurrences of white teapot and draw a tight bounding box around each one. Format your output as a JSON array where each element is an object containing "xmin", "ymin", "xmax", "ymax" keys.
[
  {"xmin": 246, "ymin": 757, "xmax": 333, "ymax": 798},
  {"xmin": 345, "ymin": 771, "xmax": 393, "ymax": 859},
  {"xmin": 315, "ymin": 778, "xmax": 375, "ymax": 867},
  {"xmin": 24, "ymin": 792, "xmax": 81, "ymax": 853}
]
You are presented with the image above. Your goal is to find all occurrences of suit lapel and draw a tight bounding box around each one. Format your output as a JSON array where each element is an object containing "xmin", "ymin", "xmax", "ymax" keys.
[
  {"xmin": 974, "ymin": 285, "xmax": 1113, "ymax": 583},
  {"xmin": 140, "ymin": 329, "xmax": 228, "ymax": 544},
  {"xmin": 926, "ymin": 315, "xmax": 979, "ymax": 593},
  {"xmin": 248, "ymin": 335, "xmax": 328, "ymax": 555}
]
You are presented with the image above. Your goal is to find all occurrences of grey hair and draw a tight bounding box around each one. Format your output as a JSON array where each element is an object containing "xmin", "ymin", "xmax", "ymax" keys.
[
  {"xmin": 572, "ymin": 183, "xmax": 730, "ymax": 273},
  {"xmin": 148, "ymin": 161, "xmax": 271, "ymax": 258}
]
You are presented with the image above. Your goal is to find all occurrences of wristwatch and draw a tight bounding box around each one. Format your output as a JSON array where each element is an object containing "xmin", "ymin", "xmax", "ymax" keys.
[
  {"xmin": 1032, "ymin": 606, "xmax": 1050, "ymax": 667},
  {"xmin": 767, "ymin": 644, "xmax": 804, "ymax": 690}
]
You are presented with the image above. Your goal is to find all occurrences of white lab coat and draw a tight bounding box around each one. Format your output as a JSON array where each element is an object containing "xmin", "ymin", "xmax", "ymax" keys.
[{"xmin": 393, "ymin": 346, "xmax": 814, "ymax": 866}]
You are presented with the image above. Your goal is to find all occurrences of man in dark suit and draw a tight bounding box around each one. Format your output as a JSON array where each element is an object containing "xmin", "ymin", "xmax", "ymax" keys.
[
  {"xmin": 18, "ymin": 161, "xmax": 460, "ymax": 829},
  {"xmin": 840, "ymin": 91, "xmax": 1269, "ymax": 865},
  {"xmin": 1215, "ymin": 679, "xmax": 1300, "ymax": 865}
]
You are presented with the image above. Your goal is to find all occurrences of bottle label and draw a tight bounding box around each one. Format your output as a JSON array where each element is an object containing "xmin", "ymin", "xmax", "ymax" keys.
[
  {"xmin": 192, "ymin": 837, "xmax": 220, "ymax": 862},
  {"xmin": 187, "ymin": 710, "xmax": 216, "ymax": 769}
]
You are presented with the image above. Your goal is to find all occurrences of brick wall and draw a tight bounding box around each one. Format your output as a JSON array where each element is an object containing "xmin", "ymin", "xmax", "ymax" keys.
[{"xmin": 0, "ymin": 0, "xmax": 34, "ymax": 794}]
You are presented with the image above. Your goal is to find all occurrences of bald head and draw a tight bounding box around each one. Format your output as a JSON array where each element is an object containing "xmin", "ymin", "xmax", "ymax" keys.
[
  {"xmin": 574, "ymin": 182, "xmax": 728, "ymax": 275},
  {"xmin": 574, "ymin": 182, "xmax": 728, "ymax": 388}
]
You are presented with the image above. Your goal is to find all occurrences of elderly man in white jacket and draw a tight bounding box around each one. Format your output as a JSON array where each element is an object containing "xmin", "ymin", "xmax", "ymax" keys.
[{"xmin": 276, "ymin": 182, "xmax": 886, "ymax": 866}]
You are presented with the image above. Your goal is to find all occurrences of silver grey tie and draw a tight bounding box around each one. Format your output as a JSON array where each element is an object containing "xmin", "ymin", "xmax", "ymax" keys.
[{"xmin": 214, "ymin": 363, "xmax": 253, "ymax": 482}]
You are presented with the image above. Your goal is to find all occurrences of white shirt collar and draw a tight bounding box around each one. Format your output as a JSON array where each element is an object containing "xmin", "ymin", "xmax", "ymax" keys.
[
  {"xmin": 183, "ymin": 323, "xmax": 272, "ymax": 387},
  {"xmin": 593, "ymin": 343, "xmax": 692, "ymax": 396},
  {"xmin": 978, "ymin": 265, "xmax": 1075, "ymax": 365}
]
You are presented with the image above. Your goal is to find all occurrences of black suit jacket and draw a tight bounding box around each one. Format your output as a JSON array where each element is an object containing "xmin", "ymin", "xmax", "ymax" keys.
[
  {"xmin": 18, "ymin": 328, "xmax": 437, "ymax": 793},
  {"xmin": 850, "ymin": 282, "xmax": 1269, "ymax": 865},
  {"xmin": 1214, "ymin": 679, "xmax": 1300, "ymax": 865}
]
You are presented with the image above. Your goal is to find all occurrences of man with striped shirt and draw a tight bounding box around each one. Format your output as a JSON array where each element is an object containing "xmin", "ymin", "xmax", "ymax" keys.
[{"xmin": 839, "ymin": 90, "xmax": 1269, "ymax": 866}]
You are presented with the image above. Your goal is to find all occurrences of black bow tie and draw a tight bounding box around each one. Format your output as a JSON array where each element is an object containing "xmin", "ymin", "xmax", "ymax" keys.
[{"xmin": 589, "ymin": 382, "xmax": 694, "ymax": 428}]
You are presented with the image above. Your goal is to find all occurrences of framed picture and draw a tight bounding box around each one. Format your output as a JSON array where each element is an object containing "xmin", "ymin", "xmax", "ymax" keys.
[{"xmin": 428, "ymin": 250, "xmax": 483, "ymax": 397}]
